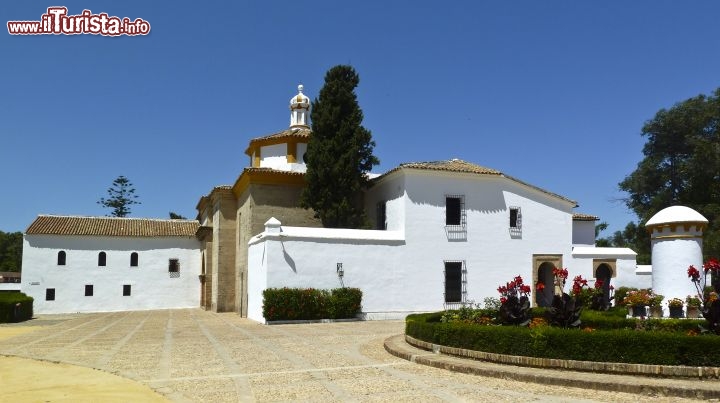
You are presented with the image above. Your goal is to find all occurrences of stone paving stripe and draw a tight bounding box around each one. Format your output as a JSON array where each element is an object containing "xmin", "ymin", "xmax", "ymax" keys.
[
  {"xmin": 45, "ymin": 312, "xmax": 132, "ymax": 361},
  {"xmin": 191, "ymin": 310, "xmax": 256, "ymax": 402}
]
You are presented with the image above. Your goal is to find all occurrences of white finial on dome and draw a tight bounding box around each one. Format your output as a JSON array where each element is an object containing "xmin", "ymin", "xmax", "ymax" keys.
[{"xmin": 290, "ymin": 84, "xmax": 310, "ymax": 129}]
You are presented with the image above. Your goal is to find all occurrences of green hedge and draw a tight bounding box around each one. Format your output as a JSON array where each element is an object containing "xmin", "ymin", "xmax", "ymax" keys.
[
  {"xmin": 262, "ymin": 287, "xmax": 362, "ymax": 321},
  {"xmin": 0, "ymin": 292, "xmax": 33, "ymax": 323},
  {"xmin": 406, "ymin": 312, "xmax": 720, "ymax": 366}
]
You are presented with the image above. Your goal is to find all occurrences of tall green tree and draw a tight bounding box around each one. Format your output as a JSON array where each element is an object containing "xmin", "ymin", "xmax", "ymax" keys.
[
  {"xmin": 301, "ymin": 65, "xmax": 379, "ymax": 228},
  {"xmin": 619, "ymin": 88, "xmax": 720, "ymax": 259},
  {"xmin": 97, "ymin": 175, "xmax": 141, "ymax": 217},
  {"xmin": 0, "ymin": 231, "xmax": 23, "ymax": 272}
]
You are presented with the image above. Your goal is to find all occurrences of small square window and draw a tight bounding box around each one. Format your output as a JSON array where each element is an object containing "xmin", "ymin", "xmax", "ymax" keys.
[
  {"xmin": 123, "ymin": 284, "xmax": 131, "ymax": 296},
  {"xmin": 85, "ymin": 285, "xmax": 93, "ymax": 297},
  {"xmin": 46, "ymin": 288, "xmax": 55, "ymax": 301}
]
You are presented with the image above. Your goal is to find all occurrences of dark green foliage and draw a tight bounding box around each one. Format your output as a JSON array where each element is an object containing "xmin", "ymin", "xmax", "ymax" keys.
[
  {"xmin": 596, "ymin": 222, "xmax": 651, "ymax": 264},
  {"xmin": 545, "ymin": 293, "xmax": 583, "ymax": 328},
  {"xmin": 0, "ymin": 231, "xmax": 23, "ymax": 272},
  {"xmin": 406, "ymin": 312, "xmax": 720, "ymax": 366},
  {"xmin": 169, "ymin": 212, "xmax": 187, "ymax": 219},
  {"xmin": 262, "ymin": 287, "xmax": 362, "ymax": 321},
  {"xmin": 619, "ymin": 88, "xmax": 720, "ymax": 260},
  {"xmin": 97, "ymin": 175, "xmax": 141, "ymax": 217},
  {"xmin": 301, "ymin": 65, "xmax": 379, "ymax": 228},
  {"xmin": 0, "ymin": 292, "xmax": 33, "ymax": 323},
  {"xmin": 498, "ymin": 296, "xmax": 531, "ymax": 326}
]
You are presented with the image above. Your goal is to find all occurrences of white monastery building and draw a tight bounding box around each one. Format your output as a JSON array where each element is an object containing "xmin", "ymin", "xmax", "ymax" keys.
[
  {"xmin": 22, "ymin": 84, "xmax": 652, "ymax": 318},
  {"xmin": 22, "ymin": 216, "xmax": 200, "ymax": 314}
]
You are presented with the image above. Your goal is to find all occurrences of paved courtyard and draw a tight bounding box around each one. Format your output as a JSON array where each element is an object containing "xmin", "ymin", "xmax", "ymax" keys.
[{"xmin": 0, "ymin": 309, "xmax": 705, "ymax": 402}]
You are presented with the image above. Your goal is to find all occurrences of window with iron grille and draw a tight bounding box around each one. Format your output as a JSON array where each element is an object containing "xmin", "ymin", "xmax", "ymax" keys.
[
  {"xmin": 444, "ymin": 261, "xmax": 466, "ymax": 304},
  {"xmin": 169, "ymin": 259, "xmax": 180, "ymax": 278},
  {"xmin": 376, "ymin": 201, "xmax": 387, "ymax": 230},
  {"xmin": 46, "ymin": 288, "xmax": 55, "ymax": 301},
  {"xmin": 445, "ymin": 195, "xmax": 466, "ymax": 227},
  {"xmin": 510, "ymin": 206, "xmax": 522, "ymax": 237}
]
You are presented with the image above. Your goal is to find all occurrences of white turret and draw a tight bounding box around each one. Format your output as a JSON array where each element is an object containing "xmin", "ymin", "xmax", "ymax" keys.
[
  {"xmin": 646, "ymin": 206, "xmax": 708, "ymax": 316},
  {"xmin": 290, "ymin": 84, "xmax": 310, "ymax": 129}
]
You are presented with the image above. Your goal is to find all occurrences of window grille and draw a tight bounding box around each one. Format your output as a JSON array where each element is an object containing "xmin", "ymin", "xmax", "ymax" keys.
[
  {"xmin": 46, "ymin": 288, "xmax": 55, "ymax": 301},
  {"xmin": 443, "ymin": 260, "xmax": 467, "ymax": 309},
  {"xmin": 510, "ymin": 206, "xmax": 522, "ymax": 237},
  {"xmin": 445, "ymin": 195, "xmax": 466, "ymax": 227},
  {"xmin": 169, "ymin": 259, "xmax": 180, "ymax": 278}
]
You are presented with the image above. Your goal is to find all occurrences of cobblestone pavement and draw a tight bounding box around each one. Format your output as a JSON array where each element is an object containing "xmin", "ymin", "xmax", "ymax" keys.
[{"xmin": 0, "ymin": 309, "xmax": 706, "ymax": 402}]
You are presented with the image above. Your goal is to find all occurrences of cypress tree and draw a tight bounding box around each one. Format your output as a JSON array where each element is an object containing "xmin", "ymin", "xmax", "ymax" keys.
[{"xmin": 301, "ymin": 65, "xmax": 379, "ymax": 228}]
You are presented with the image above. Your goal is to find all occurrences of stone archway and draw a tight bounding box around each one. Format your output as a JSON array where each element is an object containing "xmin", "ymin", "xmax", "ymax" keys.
[
  {"xmin": 596, "ymin": 263, "xmax": 612, "ymax": 307},
  {"xmin": 533, "ymin": 254, "xmax": 562, "ymax": 307},
  {"xmin": 536, "ymin": 262, "xmax": 555, "ymax": 307}
]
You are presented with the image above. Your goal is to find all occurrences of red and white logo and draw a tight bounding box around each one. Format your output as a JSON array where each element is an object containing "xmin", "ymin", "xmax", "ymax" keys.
[{"xmin": 7, "ymin": 7, "xmax": 151, "ymax": 36}]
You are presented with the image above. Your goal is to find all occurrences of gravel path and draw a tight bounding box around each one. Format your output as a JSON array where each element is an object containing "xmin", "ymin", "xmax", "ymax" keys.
[{"xmin": 0, "ymin": 309, "xmax": 706, "ymax": 402}]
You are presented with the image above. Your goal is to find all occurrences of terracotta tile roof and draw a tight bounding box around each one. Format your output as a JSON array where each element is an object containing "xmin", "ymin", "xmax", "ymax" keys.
[
  {"xmin": 376, "ymin": 159, "xmax": 577, "ymax": 206},
  {"xmin": 242, "ymin": 167, "xmax": 305, "ymax": 176},
  {"xmin": 249, "ymin": 127, "xmax": 311, "ymax": 143},
  {"xmin": 26, "ymin": 215, "xmax": 200, "ymax": 237},
  {"xmin": 573, "ymin": 213, "xmax": 600, "ymax": 221}
]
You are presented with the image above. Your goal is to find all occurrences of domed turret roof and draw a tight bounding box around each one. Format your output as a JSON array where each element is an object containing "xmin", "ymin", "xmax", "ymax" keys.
[{"xmin": 646, "ymin": 206, "xmax": 708, "ymax": 227}]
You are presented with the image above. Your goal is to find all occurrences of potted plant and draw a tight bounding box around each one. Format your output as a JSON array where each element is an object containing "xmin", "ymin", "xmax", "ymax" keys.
[
  {"xmin": 649, "ymin": 292, "xmax": 664, "ymax": 318},
  {"xmin": 667, "ymin": 298, "xmax": 684, "ymax": 318},
  {"xmin": 686, "ymin": 295, "xmax": 702, "ymax": 318},
  {"xmin": 622, "ymin": 289, "xmax": 651, "ymax": 317}
]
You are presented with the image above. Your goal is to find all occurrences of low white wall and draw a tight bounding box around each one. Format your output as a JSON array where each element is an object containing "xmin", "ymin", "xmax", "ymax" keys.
[
  {"xmin": 0, "ymin": 283, "xmax": 21, "ymax": 292},
  {"xmin": 22, "ymin": 235, "xmax": 201, "ymax": 314}
]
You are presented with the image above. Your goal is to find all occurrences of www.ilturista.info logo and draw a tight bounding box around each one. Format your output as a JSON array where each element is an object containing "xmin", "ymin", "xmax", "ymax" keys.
[{"xmin": 7, "ymin": 7, "xmax": 151, "ymax": 36}]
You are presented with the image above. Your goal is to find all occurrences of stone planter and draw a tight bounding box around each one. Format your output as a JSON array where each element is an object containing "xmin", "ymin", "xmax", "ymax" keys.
[
  {"xmin": 686, "ymin": 306, "xmax": 701, "ymax": 319},
  {"xmin": 630, "ymin": 306, "xmax": 647, "ymax": 317},
  {"xmin": 669, "ymin": 306, "xmax": 684, "ymax": 318},
  {"xmin": 649, "ymin": 306, "xmax": 663, "ymax": 318}
]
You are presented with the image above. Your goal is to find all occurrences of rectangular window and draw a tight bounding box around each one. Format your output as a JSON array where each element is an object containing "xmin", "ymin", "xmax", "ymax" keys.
[
  {"xmin": 444, "ymin": 261, "xmax": 465, "ymax": 303},
  {"xmin": 510, "ymin": 207, "xmax": 521, "ymax": 228},
  {"xmin": 445, "ymin": 195, "xmax": 465, "ymax": 227},
  {"xmin": 169, "ymin": 259, "xmax": 180, "ymax": 278},
  {"xmin": 85, "ymin": 285, "xmax": 93, "ymax": 297},
  {"xmin": 123, "ymin": 284, "xmax": 131, "ymax": 296},
  {"xmin": 376, "ymin": 201, "xmax": 387, "ymax": 230},
  {"xmin": 46, "ymin": 288, "xmax": 55, "ymax": 301}
]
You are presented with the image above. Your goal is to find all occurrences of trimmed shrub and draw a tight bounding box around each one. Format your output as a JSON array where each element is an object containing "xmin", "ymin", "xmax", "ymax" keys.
[
  {"xmin": 262, "ymin": 287, "xmax": 362, "ymax": 321},
  {"xmin": 0, "ymin": 292, "xmax": 33, "ymax": 323},
  {"xmin": 406, "ymin": 311, "xmax": 720, "ymax": 366}
]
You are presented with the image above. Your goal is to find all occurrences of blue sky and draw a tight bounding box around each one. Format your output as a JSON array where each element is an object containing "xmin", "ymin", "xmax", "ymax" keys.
[{"xmin": 2, "ymin": 1, "xmax": 719, "ymax": 235}]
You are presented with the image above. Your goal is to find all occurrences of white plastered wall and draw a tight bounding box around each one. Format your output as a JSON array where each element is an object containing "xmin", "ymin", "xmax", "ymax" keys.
[{"xmin": 22, "ymin": 235, "xmax": 201, "ymax": 314}]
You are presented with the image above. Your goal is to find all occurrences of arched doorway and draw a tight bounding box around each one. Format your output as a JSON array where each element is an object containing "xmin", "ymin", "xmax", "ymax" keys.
[
  {"xmin": 596, "ymin": 263, "xmax": 612, "ymax": 307},
  {"xmin": 536, "ymin": 262, "xmax": 555, "ymax": 307}
]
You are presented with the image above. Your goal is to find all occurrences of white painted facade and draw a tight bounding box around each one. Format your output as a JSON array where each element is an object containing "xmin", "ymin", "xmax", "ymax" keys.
[
  {"xmin": 246, "ymin": 166, "xmax": 641, "ymax": 323},
  {"xmin": 22, "ymin": 235, "xmax": 201, "ymax": 314}
]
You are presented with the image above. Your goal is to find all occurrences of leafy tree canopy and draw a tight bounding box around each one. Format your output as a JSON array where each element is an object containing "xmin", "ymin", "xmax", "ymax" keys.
[
  {"xmin": 169, "ymin": 212, "xmax": 187, "ymax": 219},
  {"xmin": 617, "ymin": 88, "xmax": 720, "ymax": 260},
  {"xmin": 0, "ymin": 231, "xmax": 23, "ymax": 272},
  {"xmin": 97, "ymin": 175, "xmax": 141, "ymax": 217},
  {"xmin": 301, "ymin": 65, "xmax": 379, "ymax": 228}
]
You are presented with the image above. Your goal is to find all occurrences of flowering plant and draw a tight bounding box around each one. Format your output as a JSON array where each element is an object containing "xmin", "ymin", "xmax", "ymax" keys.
[
  {"xmin": 497, "ymin": 275, "xmax": 531, "ymax": 326},
  {"xmin": 686, "ymin": 295, "xmax": 702, "ymax": 307},
  {"xmin": 649, "ymin": 293, "xmax": 664, "ymax": 307},
  {"xmin": 622, "ymin": 289, "xmax": 653, "ymax": 307},
  {"xmin": 687, "ymin": 258, "xmax": 720, "ymax": 334},
  {"xmin": 536, "ymin": 268, "xmax": 586, "ymax": 328},
  {"xmin": 588, "ymin": 279, "xmax": 615, "ymax": 311},
  {"xmin": 667, "ymin": 298, "xmax": 684, "ymax": 308}
]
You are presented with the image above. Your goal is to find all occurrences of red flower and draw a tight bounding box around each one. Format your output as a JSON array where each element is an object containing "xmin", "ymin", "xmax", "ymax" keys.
[
  {"xmin": 594, "ymin": 279, "xmax": 604, "ymax": 289},
  {"xmin": 514, "ymin": 275, "xmax": 524, "ymax": 285},
  {"xmin": 536, "ymin": 282, "xmax": 545, "ymax": 291},
  {"xmin": 500, "ymin": 297, "xmax": 507, "ymax": 304},
  {"xmin": 520, "ymin": 284, "xmax": 531, "ymax": 294},
  {"xmin": 688, "ymin": 265, "xmax": 701, "ymax": 281},
  {"xmin": 704, "ymin": 258, "xmax": 720, "ymax": 273}
]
